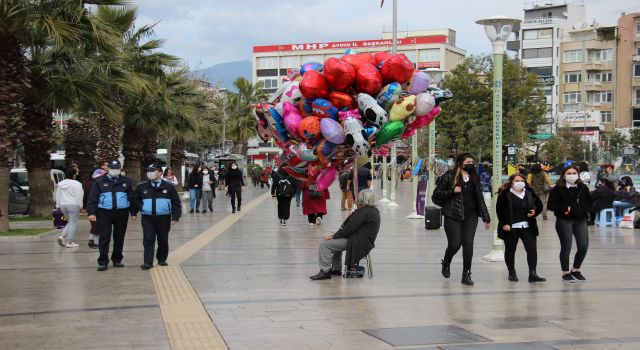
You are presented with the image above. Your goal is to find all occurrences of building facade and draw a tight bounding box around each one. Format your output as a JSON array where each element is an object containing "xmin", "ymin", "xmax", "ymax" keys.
[
  {"xmin": 616, "ymin": 12, "xmax": 640, "ymax": 129},
  {"xmin": 252, "ymin": 29, "xmax": 466, "ymax": 95}
]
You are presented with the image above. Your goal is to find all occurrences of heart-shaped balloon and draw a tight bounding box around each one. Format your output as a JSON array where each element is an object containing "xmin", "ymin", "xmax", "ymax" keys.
[
  {"xmin": 300, "ymin": 61, "xmax": 323, "ymax": 76},
  {"xmin": 300, "ymin": 70, "xmax": 329, "ymax": 100},
  {"xmin": 312, "ymin": 99, "xmax": 339, "ymax": 120},
  {"xmin": 315, "ymin": 166, "xmax": 337, "ymax": 191},
  {"xmin": 323, "ymin": 57, "xmax": 356, "ymax": 92},
  {"xmin": 408, "ymin": 71, "xmax": 431, "ymax": 95},
  {"xmin": 374, "ymin": 51, "xmax": 393, "ymax": 67},
  {"xmin": 328, "ymin": 91, "xmax": 355, "ymax": 110},
  {"xmin": 389, "ymin": 95, "xmax": 417, "ymax": 121},
  {"xmin": 342, "ymin": 52, "xmax": 375, "ymax": 71},
  {"xmin": 415, "ymin": 92, "xmax": 436, "ymax": 116},
  {"xmin": 283, "ymin": 102, "xmax": 303, "ymax": 139},
  {"xmin": 380, "ymin": 54, "xmax": 414, "ymax": 84},
  {"xmin": 355, "ymin": 63, "xmax": 383, "ymax": 96},
  {"xmin": 320, "ymin": 118, "xmax": 345, "ymax": 144},
  {"xmin": 376, "ymin": 120, "xmax": 405, "ymax": 145}
]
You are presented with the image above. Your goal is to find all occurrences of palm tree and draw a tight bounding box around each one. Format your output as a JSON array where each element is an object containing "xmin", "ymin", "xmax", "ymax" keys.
[
  {"xmin": 223, "ymin": 77, "xmax": 266, "ymax": 154},
  {"xmin": 65, "ymin": 116, "xmax": 100, "ymax": 176}
]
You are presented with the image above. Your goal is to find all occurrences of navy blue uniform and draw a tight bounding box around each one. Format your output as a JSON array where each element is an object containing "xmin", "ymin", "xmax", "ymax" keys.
[
  {"xmin": 133, "ymin": 180, "xmax": 182, "ymax": 266},
  {"xmin": 87, "ymin": 175, "xmax": 135, "ymax": 266}
]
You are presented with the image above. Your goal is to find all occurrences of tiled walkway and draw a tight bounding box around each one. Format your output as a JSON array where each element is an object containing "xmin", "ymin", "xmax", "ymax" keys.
[{"xmin": 1, "ymin": 182, "xmax": 639, "ymax": 349}]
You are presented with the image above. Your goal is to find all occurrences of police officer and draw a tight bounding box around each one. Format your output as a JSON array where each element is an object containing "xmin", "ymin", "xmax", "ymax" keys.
[
  {"xmin": 134, "ymin": 163, "xmax": 182, "ymax": 270},
  {"xmin": 87, "ymin": 160, "xmax": 136, "ymax": 271}
]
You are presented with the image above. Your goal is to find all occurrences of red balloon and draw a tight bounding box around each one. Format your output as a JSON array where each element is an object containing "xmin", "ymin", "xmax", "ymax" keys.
[
  {"xmin": 323, "ymin": 58, "xmax": 355, "ymax": 92},
  {"xmin": 355, "ymin": 63, "xmax": 383, "ymax": 96},
  {"xmin": 380, "ymin": 54, "xmax": 414, "ymax": 84},
  {"xmin": 300, "ymin": 70, "xmax": 329, "ymax": 100},
  {"xmin": 328, "ymin": 92, "xmax": 355, "ymax": 110},
  {"xmin": 374, "ymin": 51, "xmax": 392, "ymax": 66},
  {"xmin": 341, "ymin": 53, "xmax": 375, "ymax": 72}
]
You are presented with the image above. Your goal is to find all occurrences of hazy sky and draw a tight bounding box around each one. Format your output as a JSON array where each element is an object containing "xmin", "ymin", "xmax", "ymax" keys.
[{"xmin": 134, "ymin": 0, "xmax": 640, "ymax": 69}]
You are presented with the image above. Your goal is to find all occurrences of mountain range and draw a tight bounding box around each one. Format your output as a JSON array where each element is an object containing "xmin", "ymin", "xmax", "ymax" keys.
[{"xmin": 190, "ymin": 60, "xmax": 253, "ymax": 91}]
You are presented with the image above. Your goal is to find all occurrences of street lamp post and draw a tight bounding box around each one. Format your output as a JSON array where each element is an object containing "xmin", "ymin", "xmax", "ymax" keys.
[
  {"xmin": 476, "ymin": 16, "xmax": 521, "ymax": 262},
  {"xmin": 387, "ymin": 0, "xmax": 399, "ymax": 207}
]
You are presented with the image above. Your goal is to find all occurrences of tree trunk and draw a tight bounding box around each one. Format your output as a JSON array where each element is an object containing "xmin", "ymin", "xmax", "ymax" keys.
[
  {"xmin": 170, "ymin": 138, "xmax": 186, "ymax": 190},
  {"xmin": 141, "ymin": 135, "xmax": 158, "ymax": 179},
  {"xmin": 0, "ymin": 167, "xmax": 10, "ymax": 232},
  {"xmin": 64, "ymin": 116, "xmax": 99, "ymax": 179},
  {"xmin": 122, "ymin": 123, "xmax": 145, "ymax": 184},
  {"xmin": 23, "ymin": 105, "xmax": 54, "ymax": 217},
  {"xmin": 96, "ymin": 115, "xmax": 122, "ymax": 163}
]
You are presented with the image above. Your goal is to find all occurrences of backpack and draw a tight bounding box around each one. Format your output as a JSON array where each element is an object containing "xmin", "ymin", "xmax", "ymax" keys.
[{"xmin": 276, "ymin": 178, "xmax": 295, "ymax": 197}]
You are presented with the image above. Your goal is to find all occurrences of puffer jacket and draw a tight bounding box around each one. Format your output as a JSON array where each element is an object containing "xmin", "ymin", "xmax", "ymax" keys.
[{"xmin": 432, "ymin": 171, "xmax": 491, "ymax": 222}]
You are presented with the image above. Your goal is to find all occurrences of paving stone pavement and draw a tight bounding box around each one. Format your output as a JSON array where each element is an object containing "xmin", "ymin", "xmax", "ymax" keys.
[{"xmin": 1, "ymin": 181, "xmax": 639, "ymax": 349}]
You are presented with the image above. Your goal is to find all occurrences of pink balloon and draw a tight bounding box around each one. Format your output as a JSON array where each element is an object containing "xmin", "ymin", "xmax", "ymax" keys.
[
  {"xmin": 402, "ymin": 105, "xmax": 441, "ymax": 139},
  {"xmin": 315, "ymin": 167, "xmax": 337, "ymax": 191},
  {"xmin": 338, "ymin": 109, "xmax": 361, "ymax": 122},
  {"xmin": 283, "ymin": 102, "xmax": 303, "ymax": 138}
]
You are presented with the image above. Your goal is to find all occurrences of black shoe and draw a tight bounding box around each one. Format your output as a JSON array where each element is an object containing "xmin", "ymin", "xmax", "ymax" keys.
[
  {"xmin": 508, "ymin": 272, "xmax": 519, "ymax": 282},
  {"xmin": 441, "ymin": 259, "xmax": 450, "ymax": 278},
  {"xmin": 189, "ymin": 209, "xmax": 194, "ymax": 214},
  {"xmin": 195, "ymin": 210, "xmax": 200, "ymax": 213},
  {"xmin": 202, "ymin": 210, "xmax": 207, "ymax": 213},
  {"xmin": 528, "ymin": 271, "xmax": 546, "ymax": 283},
  {"xmin": 461, "ymin": 270, "xmax": 474, "ymax": 286},
  {"xmin": 331, "ymin": 269, "xmax": 342, "ymax": 276},
  {"xmin": 232, "ymin": 209, "xmax": 236, "ymax": 213},
  {"xmin": 140, "ymin": 264, "xmax": 153, "ymax": 270},
  {"xmin": 310, "ymin": 270, "xmax": 332, "ymax": 280},
  {"xmin": 113, "ymin": 262, "xmax": 124, "ymax": 268},
  {"xmin": 345, "ymin": 266, "xmax": 365, "ymax": 278},
  {"xmin": 562, "ymin": 273, "xmax": 578, "ymax": 283},
  {"xmin": 237, "ymin": 206, "xmax": 241, "ymax": 212},
  {"xmin": 571, "ymin": 270, "xmax": 586, "ymax": 281},
  {"xmin": 88, "ymin": 240, "xmax": 95, "ymax": 248},
  {"xmin": 91, "ymin": 244, "xmax": 98, "ymax": 250},
  {"xmin": 209, "ymin": 207, "xmax": 213, "ymax": 212},
  {"xmin": 97, "ymin": 265, "xmax": 108, "ymax": 271},
  {"xmin": 158, "ymin": 261, "xmax": 168, "ymax": 266}
]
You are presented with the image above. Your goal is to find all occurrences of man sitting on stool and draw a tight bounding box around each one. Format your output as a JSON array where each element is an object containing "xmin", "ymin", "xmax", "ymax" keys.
[
  {"xmin": 134, "ymin": 162, "xmax": 182, "ymax": 270},
  {"xmin": 310, "ymin": 189, "xmax": 381, "ymax": 280}
]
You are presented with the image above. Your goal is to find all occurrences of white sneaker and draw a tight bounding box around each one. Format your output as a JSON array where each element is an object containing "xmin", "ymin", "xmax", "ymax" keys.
[
  {"xmin": 65, "ymin": 242, "xmax": 79, "ymax": 248},
  {"xmin": 57, "ymin": 236, "xmax": 66, "ymax": 247},
  {"xmin": 282, "ymin": 220, "xmax": 287, "ymax": 226},
  {"xmin": 309, "ymin": 223, "xmax": 315, "ymax": 226},
  {"xmin": 316, "ymin": 217, "xmax": 322, "ymax": 225}
]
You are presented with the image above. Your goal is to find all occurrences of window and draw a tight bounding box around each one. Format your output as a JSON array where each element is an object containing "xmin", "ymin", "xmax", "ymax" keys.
[
  {"xmin": 635, "ymin": 89, "xmax": 640, "ymax": 105},
  {"xmin": 563, "ymin": 50, "xmax": 582, "ymax": 63},
  {"xmin": 564, "ymin": 91, "xmax": 581, "ymax": 104},
  {"xmin": 279, "ymin": 56, "xmax": 299, "ymax": 68},
  {"xmin": 257, "ymin": 57, "xmax": 278, "ymax": 70},
  {"xmin": 633, "ymin": 108, "xmax": 640, "ymax": 128},
  {"xmin": 601, "ymin": 111, "xmax": 612, "ymax": 123},
  {"xmin": 564, "ymin": 71, "xmax": 581, "ymax": 83},
  {"xmin": 258, "ymin": 78, "xmax": 278, "ymax": 89},
  {"xmin": 588, "ymin": 71, "xmax": 612, "ymax": 82},
  {"xmin": 563, "ymin": 103, "xmax": 580, "ymax": 112},
  {"xmin": 588, "ymin": 49, "xmax": 613, "ymax": 62},
  {"xmin": 418, "ymin": 49, "xmax": 440, "ymax": 62},
  {"xmin": 522, "ymin": 47, "xmax": 552, "ymax": 59},
  {"xmin": 636, "ymin": 22, "xmax": 640, "ymax": 34},
  {"xmin": 301, "ymin": 55, "xmax": 323, "ymax": 64},
  {"xmin": 523, "ymin": 28, "xmax": 552, "ymax": 40},
  {"xmin": 588, "ymin": 91, "xmax": 612, "ymax": 103},
  {"xmin": 635, "ymin": 64, "xmax": 640, "ymax": 77},
  {"xmin": 401, "ymin": 50, "xmax": 418, "ymax": 63}
]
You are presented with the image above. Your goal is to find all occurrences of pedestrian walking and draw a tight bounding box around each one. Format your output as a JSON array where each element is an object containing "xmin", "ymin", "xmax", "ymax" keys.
[
  {"xmin": 163, "ymin": 167, "xmax": 178, "ymax": 186},
  {"xmin": 302, "ymin": 181, "xmax": 330, "ymax": 226},
  {"xmin": 87, "ymin": 160, "xmax": 136, "ymax": 271},
  {"xmin": 272, "ymin": 168, "xmax": 296, "ymax": 225},
  {"xmin": 133, "ymin": 163, "xmax": 182, "ymax": 270},
  {"xmin": 251, "ymin": 167, "xmax": 261, "ymax": 187},
  {"xmin": 547, "ymin": 166, "xmax": 592, "ymax": 283},
  {"xmin": 225, "ymin": 162, "xmax": 245, "ymax": 213},
  {"xmin": 55, "ymin": 168, "xmax": 84, "ymax": 248},
  {"xmin": 339, "ymin": 170, "xmax": 353, "ymax": 211},
  {"xmin": 260, "ymin": 167, "xmax": 270, "ymax": 189},
  {"xmin": 496, "ymin": 173, "xmax": 546, "ymax": 283},
  {"xmin": 186, "ymin": 165, "xmax": 203, "ymax": 213},
  {"xmin": 84, "ymin": 163, "xmax": 108, "ymax": 248},
  {"xmin": 527, "ymin": 163, "xmax": 552, "ymax": 220},
  {"xmin": 432, "ymin": 153, "xmax": 491, "ymax": 286},
  {"xmin": 217, "ymin": 165, "xmax": 226, "ymax": 190},
  {"xmin": 201, "ymin": 166, "xmax": 217, "ymax": 213}
]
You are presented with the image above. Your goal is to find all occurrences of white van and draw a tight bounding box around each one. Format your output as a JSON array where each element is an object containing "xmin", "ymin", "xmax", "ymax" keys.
[{"xmin": 10, "ymin": 168, "xmax": 66, "ymax": 193}]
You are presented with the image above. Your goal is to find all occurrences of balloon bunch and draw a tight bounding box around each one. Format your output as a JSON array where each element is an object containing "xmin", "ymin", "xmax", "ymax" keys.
[{"xmin": 253, "ymin": 50, "xmax": 453, "ymax": 191}]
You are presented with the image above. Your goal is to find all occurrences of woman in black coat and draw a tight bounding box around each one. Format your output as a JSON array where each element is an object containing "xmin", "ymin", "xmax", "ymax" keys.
[
  {"xmin": 496, "ymin": 173, "xmax": 545, "ymax": 283},
  {"xmin": 186, "ymin": 165, "xmax": 203, "ymax": 213},
  {"xmin": 547, "ymin": 166, "xmax": 592, "ymax": 283},
  {"xmin": 224, "ymin": 162, "xmax": 245, "ymax": 213},
  {"xmin": 310, "ymin": 189, "xmax": 381, "ymax": 280},
  {"xmin": 588, "ymin": 178, "xmax": 616, "ymax": 225},
  {"xmin": 432, "ymin": 153, "xmax": 490, "ymax": 286}
]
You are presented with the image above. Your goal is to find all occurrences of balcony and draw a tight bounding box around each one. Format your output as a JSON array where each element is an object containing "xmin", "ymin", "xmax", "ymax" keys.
[
  {"xmin": 633, "ymin": 55, "xmax": 640, "ymax": 62},
  {"xmin": 585, "ymin": 102, "xmax": 602, "ymax": 107},
  {"xmin": 584, "ymin": 81, "xmax": 603, "ymax": 90}
]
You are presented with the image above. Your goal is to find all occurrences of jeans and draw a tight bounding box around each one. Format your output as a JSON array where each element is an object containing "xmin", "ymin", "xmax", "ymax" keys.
[
  {"xmin": 60, "ymin": 204, "xmax": 81, "ymax": 242},
  {"xmin": 503, "ymin": 228, "xmax": 538, "ymax": 273},
  {"xmin": 555, "ymin": 218, "xmax": 589, "ymax": 271},
  {"xmin": 277, "ymin": 196, "xmax": 293, "ymax": 220},
  {"xmin": 295, "ymin": 188, "xmax": 302, "ymax": 207},
  {"xmin": 443, "ymin": 216, "xmax": 479, "ymax": 271},
  {"xmin": 189, "ymin": 189, "xmax": 201, "ymax": 210},
  {"xmin": 318, "ymin": 238, "xmax": 347, "ymax": 272}
]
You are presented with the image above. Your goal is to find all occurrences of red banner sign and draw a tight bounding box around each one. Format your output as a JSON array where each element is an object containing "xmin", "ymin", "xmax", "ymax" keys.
[
  {"xmin": 253, "ymin": 36, "xmax": 447, "ymax": 53},
  {"xmin": 418, "ymin": 61, "xmax": 440, "ymax": 69}
]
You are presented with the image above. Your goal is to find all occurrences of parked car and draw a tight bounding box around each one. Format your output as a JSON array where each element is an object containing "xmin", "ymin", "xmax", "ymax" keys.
[
  {"xmin": 9, "ymin": 180, "xmax": 30, "ymax": 215},
  {"xmin": 10, "ymin": 168, "xmax": 65, "ymax": 192}
]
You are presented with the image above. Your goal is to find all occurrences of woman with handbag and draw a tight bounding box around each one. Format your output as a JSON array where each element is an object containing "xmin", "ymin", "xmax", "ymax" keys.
[
  {"xmin": 496, "ymin": 174, "xmax": 546, "ymax": 283},
  {"xmin": 55, "ymin": 169, "xmax": 84, "ymax": 248},
  {"xmin": 527, "ymin": 163, "xmax": 552, "ymax": 220},
  {"xmin": 302, "ymin": 181, "xmax": 330, "ymax": 226}
]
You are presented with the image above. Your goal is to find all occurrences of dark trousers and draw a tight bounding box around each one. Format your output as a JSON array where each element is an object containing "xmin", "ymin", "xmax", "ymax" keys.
[
  {"xmin": 503, "ymin": 227, "xmax": 538, "ymax": 273},
  {"xmin": 443, "ymin": 216, "xmax": 479, "ymax": 271},
  {"xmin": 141, "ymin": 215, "xmax": 171, "ymax": 265},
  {"xmin": 556, "ymin": 218, "xmax": 589, "ymax": 271},
  {"xmin": 277, "ymin": 196, "xmax": 293, "ymax": 220},
  {"xmin": 97, "ymin": 209, "xmax": 129, "ymax": 266},
  {"xmin": 229, "ymin": 188, "xmax": 242, "ymax": 209},
  {"xmin": 308, "ymin": 213, "xmax": 324, "ymax": 223}
]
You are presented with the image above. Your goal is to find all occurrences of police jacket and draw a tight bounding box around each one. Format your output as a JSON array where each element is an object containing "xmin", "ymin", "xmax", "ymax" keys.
[
  {"xmin": 432, "ymin": 171, "xmax": 490, "ymax": 223},
  {"xmin": 87, "ymin": 175, "xmax": 135, "ymax": 215},
  {"xmin": 132, "ymin": 180, "xmax": 182, "ymax": 221}
]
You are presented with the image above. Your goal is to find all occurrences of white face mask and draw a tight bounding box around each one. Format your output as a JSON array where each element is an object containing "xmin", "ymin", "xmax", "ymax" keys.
[
  {"xmin": 202, "ymin": 170, "xmax": 209, "ymax": 175},
  {"xmin": 147, "ymin": 172, "xmax": 159, "ymax": 181},
  {"xmin": 231, "ymin": 165, "xmax": 237, "ymax": 169},
  {"xmin": 512, "ymin": 181, "xmax": 526, "ymax": 191},
  {"xmin": 108, "ymin": 169, "xmax": 121, "ymax": 177},
  {"xmin": 565, "ymin": 174, "xmax": 579, "ymax": 184}
]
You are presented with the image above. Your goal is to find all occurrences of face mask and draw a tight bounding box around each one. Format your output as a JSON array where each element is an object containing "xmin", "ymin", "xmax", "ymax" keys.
[
  {"xmin": 463, "ymin": 164, "xmax": 475, "ymax": 173},
  {"xmin": 565, "ymin": 174, "xmax": 579, "ymax": 184},
  {"xmin": 108, "ymin": 169, "xmax": 121, "ymax": 177},
  {"xmin": 202, "ymin": 171, "xmax": 209, "ymax": 175},
  {"xmin": 231, "ymin": 165, "xmax": 237, "ymax": 169},
  {"xmin": 512, "ymin": 181, "xmax": 526, "ymax": 191}
]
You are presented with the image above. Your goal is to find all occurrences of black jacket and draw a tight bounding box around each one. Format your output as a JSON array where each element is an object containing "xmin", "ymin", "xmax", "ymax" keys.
[
  {"xmin": 432, "ymin": 171, "xmax": 490, "ymax": 222},
  {"xmin": 225, "ymin": 168, "xmax": 245, "ymax": 189},
  {"xmin": 496, "ymin": 187, "xmax": 542, "ymax": 240},
  {"xmin": 590, "ymin": 187, "xmax": 616, "ymax": 212},
  {"xmin": 332, "ymin": 206, "xmax": 381, "ymax": 268},
  {"xmin": 547, "ymin": 183, "xmax": 592, "ymax": 220},
  {"xmin": 187, "ymin": 172, "xmax": 203, "ymax": 190},
  {"xmin": 132, "ymin": 180, "xmax": 182, "ymax": 221}
]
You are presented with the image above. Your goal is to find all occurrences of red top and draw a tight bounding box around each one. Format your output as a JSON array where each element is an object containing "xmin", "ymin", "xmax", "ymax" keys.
[{"xmin": 301, "ymin": 181, "xmax": 330, "ymax": 215}]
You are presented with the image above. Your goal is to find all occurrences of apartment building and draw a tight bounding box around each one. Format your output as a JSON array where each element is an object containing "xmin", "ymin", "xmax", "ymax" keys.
[{"xmin": 616, "ymin": 12, "xmax": 640, "ymax": 129}]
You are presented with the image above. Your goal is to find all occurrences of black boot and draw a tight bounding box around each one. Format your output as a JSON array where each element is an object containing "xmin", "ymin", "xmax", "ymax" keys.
[
  {"xmin": 310, "ymin": 270, "xmax": 332, "ymax": 280},
  {"xmin": 508, "ymin": 271, "xmax": 519, "ymax": 282},
  {"xmin": 441, "ymin": 259, "xmax": 450, "ymax": 278},
  {"xmin": 461, "ymin": 270, "xmax": 474, "ymax": 286},
  {"xmin": 528, "ymin": 271, "xmax": 546, "ymax": 283}
]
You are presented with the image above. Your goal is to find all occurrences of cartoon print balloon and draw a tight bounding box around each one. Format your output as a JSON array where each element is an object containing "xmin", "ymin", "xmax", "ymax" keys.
[
  {"xmin": 268, "ymin": 107, "xmax": 289, "ymax": 141},
  {"xmin": 389, "ymin": 95, "xmax": 417, "ymax": 121},
  {"xmin": 300, "ymin": 61, "xmax": 323, "ymax": 76},
  {"xmin": 312, "ymin": 99, "xmax": 339, "ymax": 120},
  {"xmin": 323, "ymin": 57, "xmax": 356, "ymax": 92},
  {"xmin": 357, "ymin": 93, "xmax": 388, "ymax": 126},
  {"xmin": 338, "ymin": 109, "xmax": 361, "ymax": 122},
  {"xmin": 342, "ymin": 117, "xmax": 370, "ymax": 157},
  {"xmin": 298, "ymin": 116, "xmax": 321, "ymax": 142},
  {"xmin": 300, "ymin": 70, "xmax": 329, "ymax": 100},
  {"xmin": 314, "ymin": 139, "xmax": 338, "ymax": 164},
  {"xmin": 355, "ymin": 63, "xmax": 383, "ymax": 96},
  {"xmin": 320, "ymin": 118, "xmax": 345, "ymax": 144},
  {"xmin": 328, "ymin": 92, "xmax": 355, "ymax": 110},
  {"xmin": 280, "ymin": 81, "xmax": 303, "ymax": 105},
  {"xmin": 376, "ymin": 82, "xmax": 402, "ymax": 110}
]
